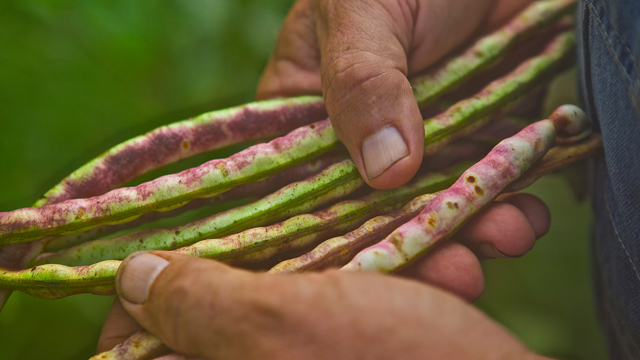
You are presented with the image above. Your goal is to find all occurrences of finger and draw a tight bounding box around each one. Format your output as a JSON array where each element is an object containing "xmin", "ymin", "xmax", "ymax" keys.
[
  {"xmin": 115, "ymin": 251, "xmax": 536, "ymax": 359},
  {"xmin": 397, "ymin": 241, "xmax": 485, "ymax": 302},
  {"xmin": 256, "ymin": 0, "xmax": 322, "ymax": 99},
  {"xmin": 115, "ymin": 251, "xmax": 382, "ymax": 359},
  {"xmin": 115, "ymin": 251, "xmax": 305, "ymax": 359},
  {"xmin": 498, "ymin": 192, "xmax": 551, "ymax": 238},
  {"xmin": 314, "ymin": 0, "xmax": 425, "ymax": 189},
  {"xmin": 452, "ymin": 193, "xmax": 550, "ymax": 260},
  {"xmin": 96, "ymin": 298, "xmax": 143, "ymax": 353}
]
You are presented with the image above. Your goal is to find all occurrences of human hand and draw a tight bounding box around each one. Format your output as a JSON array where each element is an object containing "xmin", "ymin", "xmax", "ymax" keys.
[
  {"xmin": 97, "ymin": 193, "xmax": 551, "ymax": 359},
  {"xmin": 97, "ymin": 1, "xmax": 556, "ymax": 358},
  {"xmin": 256, "ymin": 0, "xmax": 537, "ymax": 189}
]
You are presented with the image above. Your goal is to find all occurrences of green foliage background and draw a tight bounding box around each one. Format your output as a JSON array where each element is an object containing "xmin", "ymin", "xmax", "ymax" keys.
[{"xmin": 0, "ymin": 1, "xmax": 606, "ymax": 359}]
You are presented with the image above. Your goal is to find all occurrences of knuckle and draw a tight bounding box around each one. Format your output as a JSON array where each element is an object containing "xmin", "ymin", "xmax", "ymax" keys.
[{"xmin": 323, "ymin": 52, "xmax": 398, "ymax": 113}]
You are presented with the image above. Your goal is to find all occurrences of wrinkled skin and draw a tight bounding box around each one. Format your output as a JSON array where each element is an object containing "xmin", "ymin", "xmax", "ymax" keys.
[
  {"xmin": 98, "ymin": 0, "xmax": 557, "ymax": 358},
  {"xmin": 99, "ymin": 194, "xmax": 552, "ymax": 360}
]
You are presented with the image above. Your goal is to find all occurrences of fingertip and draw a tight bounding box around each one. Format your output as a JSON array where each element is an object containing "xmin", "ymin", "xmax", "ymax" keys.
[
  {"xmin": 497, "ymin": 193, "xmax": 551, "ymax": 239},
  {"xmin": 362, "ymin": 123, "xmax": 424, "ymax": 189},
  {"xmin": 116, "ymin": 252, "xmax": 170, "ymax": 305},
  {"xmin": 115, "ymin": 251, "xmax": 261, "ymax": 358},
  {"xmin": 362, "ymin": 126, "xmax": 409, "ymax": 179}
]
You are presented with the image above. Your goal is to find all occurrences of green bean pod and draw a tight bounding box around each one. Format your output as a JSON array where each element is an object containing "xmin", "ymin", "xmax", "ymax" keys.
[
  {"xmin": 34, "ymin": 160, "xmax": 364, "ymax": 266},
  {"xmin": 411, "ymin": 0, "xmax": 575, "ymax": 107},
  {"xmin": 421, "ymin": 31, "xmax": 575, "ymax": 157}
]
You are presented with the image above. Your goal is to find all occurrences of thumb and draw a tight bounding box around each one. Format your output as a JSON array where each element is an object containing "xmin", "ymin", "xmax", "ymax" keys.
[
  {"xmin": 116, "ymin": 251, "xmax": 356, "ymax": 359},
  {"xmin": 115, "ymin": 251, "xmax": 275, "ymax": 359},
  {"xmin": 314, "ymin": 0, "xmax": 424, "ymax": 189}
]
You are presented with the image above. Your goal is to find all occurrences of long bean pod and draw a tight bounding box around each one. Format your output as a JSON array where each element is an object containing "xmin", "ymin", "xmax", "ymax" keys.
[
  {"xmin": 420, "ymin": 31, "xmax": 575, "ymax": 156},
  {"xmin": 411, "ymin": 0, "xmax": 575, "ymax": 107},
  {"xmin": 89, "ymin": 331, "xmax": 168, "ymax": 360},
  {"xmin": 505, "ymin": 132, "xmax": 602, "ymax": 192},
  {"xmin": 342, "ymin": 105, "xmax": 589, "ymax": 273},
  {"xmin": 0, "ymin": 119, "xmax": 342, "ymax": 244},
  {"xmin": 34, "ymin": 96, "xmax": 327, "ymax": 208}
]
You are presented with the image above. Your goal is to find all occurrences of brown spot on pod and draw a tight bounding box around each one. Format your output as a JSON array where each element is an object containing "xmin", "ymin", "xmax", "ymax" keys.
[
  {"xmin": 310, "ymin": 124, "xmax": 316, "ymax": 130},
  {"xmin": 171, "ymin": 241, "xmax": 177, "ymax": 248},
  {"xmin": 181, "ymin": 140, "xmax": 191, "ymax": 152},
  {"xmin": 474, "ymin": 186, "xmax": 484, "ymax": 196},
  {"xmin": 216, "ymin": 162, "xmax": 229, "ymax": 178},
  {"xmin": 427, "ymin": 216, "xmax": 436, "ymax": 227},
  {"xmin": 389, "ymin": 234, "xmax": 403, "ymax": 251},
  {"xmin": 72, "ymin": 208, "xmax": 86, "ymax": 221},
  {"xmin": 446, "ymin": 201, "xmax": 460, "ymax": 210},
  {"xmin": 175, "ymin": 230, "xmax": 180, "ymax": 236},
  {"xmin": 466, "ymin": 175, "xmax": 476, "ymax": 183}
]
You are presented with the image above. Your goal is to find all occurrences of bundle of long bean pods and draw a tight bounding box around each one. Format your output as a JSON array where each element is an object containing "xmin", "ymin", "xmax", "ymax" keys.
[{"xmin": 0, "ymin": 2, "xmax": 604, "ymax": 359}]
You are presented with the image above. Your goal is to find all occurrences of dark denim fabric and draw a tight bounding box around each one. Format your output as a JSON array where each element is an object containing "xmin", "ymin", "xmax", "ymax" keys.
[{"xmin": 578, "ymin": 0, "xmax": 640, "ymax": 358}]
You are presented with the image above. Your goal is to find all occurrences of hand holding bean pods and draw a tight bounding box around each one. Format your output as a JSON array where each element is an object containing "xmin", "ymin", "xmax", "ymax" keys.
[{"xmin": 0, "ymin": 1, "xmax": 603, "ymax": 359}]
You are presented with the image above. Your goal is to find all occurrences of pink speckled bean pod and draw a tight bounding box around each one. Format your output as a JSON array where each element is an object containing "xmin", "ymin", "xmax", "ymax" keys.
[{"xmin": 342, "ymin": 105, "xmax": 589, "ymax": 273}]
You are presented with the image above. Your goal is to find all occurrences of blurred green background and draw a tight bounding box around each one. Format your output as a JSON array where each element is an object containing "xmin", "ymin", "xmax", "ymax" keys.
[{"xmin": 0, "ymin": 1, "xmax": 605, "ymax": 359}]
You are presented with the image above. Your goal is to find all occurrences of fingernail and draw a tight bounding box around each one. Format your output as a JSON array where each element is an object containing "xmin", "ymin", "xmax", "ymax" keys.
[
  {"xmin": 116, "ymin": 252, "xmax": 169, "ymax": 304},
  {"xmin": 362, "ymin": 127, "xmax": 409, "ymax": 179},
  {"xmin": 479, "ymin": 243, "xmax": 518, "ymax": 259}
]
